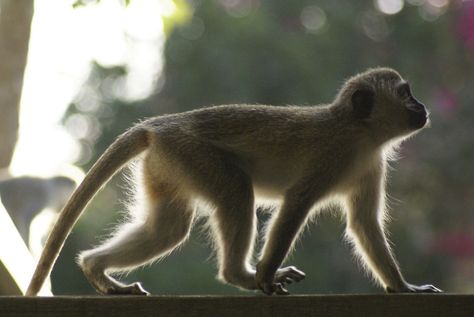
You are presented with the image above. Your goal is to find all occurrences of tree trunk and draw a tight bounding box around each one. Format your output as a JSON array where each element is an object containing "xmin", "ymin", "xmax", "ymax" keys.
[{"xmin": 0, "ymin": 0, "xmax": 34, "ymax": 169}]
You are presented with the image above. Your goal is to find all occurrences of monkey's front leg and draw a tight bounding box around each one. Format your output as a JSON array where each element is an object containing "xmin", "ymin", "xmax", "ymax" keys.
[
  {"xmin": 346, "ymin": 171, "xmax": 442, "ymax": 293},
  {"xmin": 256, "ymin": 194, "xmax": 311, "ymax": 295}
]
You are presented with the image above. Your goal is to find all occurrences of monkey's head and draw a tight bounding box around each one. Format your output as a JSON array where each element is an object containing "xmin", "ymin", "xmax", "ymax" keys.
[{"xmin": 338, "ymin": 67, "xmax": 429, "ymax": 143}]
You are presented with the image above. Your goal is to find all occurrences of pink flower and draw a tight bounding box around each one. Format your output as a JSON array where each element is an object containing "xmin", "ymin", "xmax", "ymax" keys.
[
  {"xmin": 435, "ymin": 88, "xmax": 458, "ymax": 114},
  {"xmin": 435, "ymin": 230, "xmax": 474, "ymax": 258},
  {"xmin": 458, "ymin": 0, "xmax": 474, "ymax": 53}
]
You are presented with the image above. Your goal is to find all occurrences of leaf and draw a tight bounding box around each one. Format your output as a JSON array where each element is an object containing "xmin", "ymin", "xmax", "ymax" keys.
[
  {"xmin": 72, "ymin": 0, "xmax": 101, "ymax": 9},
  {"xmin": 72, "ymin": 0, "xmax": 85, "ymax": 8}
]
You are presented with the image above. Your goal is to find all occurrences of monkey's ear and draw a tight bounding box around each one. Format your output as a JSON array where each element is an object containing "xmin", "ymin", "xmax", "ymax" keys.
[{"xmin": 352, "ymin": 89, "xmax": 374, "ymax": 119}]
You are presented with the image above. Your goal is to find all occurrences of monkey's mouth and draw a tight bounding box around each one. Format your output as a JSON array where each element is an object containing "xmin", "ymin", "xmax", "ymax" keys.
[{"xmin": 409, "ymin": 110, "xmax": 429, "ymax": 129}]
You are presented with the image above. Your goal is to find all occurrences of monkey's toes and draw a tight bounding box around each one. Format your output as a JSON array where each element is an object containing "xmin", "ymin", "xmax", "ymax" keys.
[
  {"xmin": 275, "ymin": 266, "xmax": 306, "ymax": 284},
  {"xmin": 106, "ymin": 282, "xmax": 150, "ymax": 296}
]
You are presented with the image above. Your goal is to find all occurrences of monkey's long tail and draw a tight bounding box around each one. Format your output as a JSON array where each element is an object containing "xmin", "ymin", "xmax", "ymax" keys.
[{"xmin": 25, "ymin": 126, "xmax": 150, "ymax": 296}]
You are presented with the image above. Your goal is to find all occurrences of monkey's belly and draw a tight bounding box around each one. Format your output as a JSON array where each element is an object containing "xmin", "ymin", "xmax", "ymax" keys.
[{"xmin": 250, "ymin": 167, "xmax": 300, "ymax": 199}]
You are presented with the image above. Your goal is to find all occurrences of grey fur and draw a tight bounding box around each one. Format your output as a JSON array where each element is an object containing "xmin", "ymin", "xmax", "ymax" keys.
[{"xmin": 26, "ymin": 67, "xmax": 440, "ymax": 296}]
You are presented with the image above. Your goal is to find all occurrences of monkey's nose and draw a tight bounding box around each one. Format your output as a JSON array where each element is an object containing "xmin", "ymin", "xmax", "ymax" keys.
[{"xmin": 407, "ymin": 102, "xmax": 426, "ymax": 113}]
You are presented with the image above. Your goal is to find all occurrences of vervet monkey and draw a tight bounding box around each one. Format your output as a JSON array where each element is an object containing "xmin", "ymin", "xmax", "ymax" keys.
[
  {"xmin": 26, "ymin": 67, "xmax": 441, "ymax": 296},
  {"xmin": 0, "ymin": 176, "xmax": 76, "ymax": 245}
]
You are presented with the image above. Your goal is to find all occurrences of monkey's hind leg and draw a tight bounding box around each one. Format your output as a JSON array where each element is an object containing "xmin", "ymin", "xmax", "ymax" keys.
[
  {"xmin": 210, "ymin": 177, "xmax": 258, "ymax": 291},
  {"xmin": 183, "ymin": 154, "xmax": 258, "ymax": 291},
  {"xmin": 78, "ymin": 195, "xmax": 194, "ymax": 295}
]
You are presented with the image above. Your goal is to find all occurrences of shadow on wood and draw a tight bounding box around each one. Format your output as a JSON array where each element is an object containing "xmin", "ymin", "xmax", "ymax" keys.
[{"xmin": 0, "ymin": 294, "xmax": 473, "ymax": 317}]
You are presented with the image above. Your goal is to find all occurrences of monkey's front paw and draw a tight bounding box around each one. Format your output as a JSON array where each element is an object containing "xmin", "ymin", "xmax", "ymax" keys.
[
  {"xmin": 275, "ymin": 266, "xmax": 306, "ymax": 285},
  {"xmin": 259, "ymin": 281, "xmax": 290, "ymax": 296},
  {"xmin": 256, "ymin": 266, "xmax": 306, "ymax": 296},
  {"xmin": 386, "ymin": 283, "xmax": 442, "ymax": 293}
]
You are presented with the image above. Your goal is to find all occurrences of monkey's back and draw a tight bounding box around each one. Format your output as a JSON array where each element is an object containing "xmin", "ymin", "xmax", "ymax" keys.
[{"xmin": 142, "ymin": 104, "xmax": 361, "ymax": 197}]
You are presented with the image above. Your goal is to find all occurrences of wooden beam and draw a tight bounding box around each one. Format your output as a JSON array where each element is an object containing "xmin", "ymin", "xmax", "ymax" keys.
[{"xmin": 0, "ymin": 295, "xmax": 473, "ymax": 317}]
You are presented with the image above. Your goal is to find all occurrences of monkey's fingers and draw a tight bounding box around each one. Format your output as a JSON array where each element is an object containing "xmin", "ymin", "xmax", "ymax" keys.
[
  {"xmin": 260, "ymin": 282, "xmax": 289, "ymax": 295},
  {"xmin": 286, "ymin": 267, "xmax": 306, "ymax": 282},
  {"xmin": 274, "ymin": 283, "xmax": 289, "ymax": 295},
  {"xmin": 283, "ymin": 277, "xmax": 293, "ymax": 284},
  {"xmin": 275, "ymin": 266, "xmax": 306, "ymax": 284},
  {"xmin": 385, "ymin": 283, "xmax": 443, "ymax": 293}
]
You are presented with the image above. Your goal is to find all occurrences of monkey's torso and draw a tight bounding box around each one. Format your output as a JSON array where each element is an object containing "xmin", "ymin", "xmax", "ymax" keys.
[{"xmin": 143, "ymin": 104, "xmax": 376, "ymax": 199}]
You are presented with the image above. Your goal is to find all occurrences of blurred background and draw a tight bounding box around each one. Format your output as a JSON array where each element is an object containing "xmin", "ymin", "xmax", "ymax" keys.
[{"xmin": 0, "ymin": 0, "xmax": 473, "ymax": 295}]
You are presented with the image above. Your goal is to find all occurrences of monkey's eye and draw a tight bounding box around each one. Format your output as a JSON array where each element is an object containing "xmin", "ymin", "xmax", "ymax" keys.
[{"xmin": 397, "ymin": 83, "xmax": 412, "ymax": 99}]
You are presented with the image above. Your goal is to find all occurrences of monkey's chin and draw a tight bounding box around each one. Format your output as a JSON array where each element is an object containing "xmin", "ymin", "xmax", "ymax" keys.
[{"xmin": 410, "ymin": 113, "xmax": 429, "ymax": 130}]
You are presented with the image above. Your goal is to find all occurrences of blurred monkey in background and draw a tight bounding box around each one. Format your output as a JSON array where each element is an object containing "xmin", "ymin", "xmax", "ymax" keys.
[{"xmin": 0, "ymin": 176, "xmax": 76, "ymax": 248}]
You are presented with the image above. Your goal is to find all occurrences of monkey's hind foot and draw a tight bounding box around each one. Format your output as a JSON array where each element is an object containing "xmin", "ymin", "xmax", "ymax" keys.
[
  {"xmin": 257, "ymin": 266, "xmax": 306, "ymax": 296},
  {"xmin": 105, "ymin": 282, "xmax": 150, "ymax": 296}
]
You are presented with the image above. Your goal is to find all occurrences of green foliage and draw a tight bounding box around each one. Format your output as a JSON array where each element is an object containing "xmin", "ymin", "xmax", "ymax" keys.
[
  {"xmin": 72, "ymin": 0, "xmax": 98, "ymax": 8},
  {"xmin": 72, "ymin": 0, "xmax": 130, "ymax": 9}
]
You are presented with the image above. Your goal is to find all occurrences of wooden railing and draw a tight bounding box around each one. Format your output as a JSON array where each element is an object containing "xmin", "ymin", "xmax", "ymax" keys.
[{"xmin": 0, "ymin": 294, "xmax": 473, "ymax": 317}]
